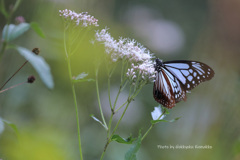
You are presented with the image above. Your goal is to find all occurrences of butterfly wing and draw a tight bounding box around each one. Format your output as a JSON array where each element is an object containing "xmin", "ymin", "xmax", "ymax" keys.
[
  {"xmin": 153, "ymin": 59, "xmax": 214, "ymax": 108},
  {"xmin": 153, "ymin": 67, "xmax": 186, "ymax": 108},
  {"xmin": 163, "ymin": 60, "xmax": 215, "ymax": 91}
]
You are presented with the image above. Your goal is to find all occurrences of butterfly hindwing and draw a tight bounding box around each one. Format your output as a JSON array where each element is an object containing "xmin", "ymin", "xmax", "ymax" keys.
[{"xmin": 153, "ymin": 66, "xmax": 186, "ymax": 108}]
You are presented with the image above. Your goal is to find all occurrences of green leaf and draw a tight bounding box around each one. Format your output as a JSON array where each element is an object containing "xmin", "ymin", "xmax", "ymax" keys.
[
  {"xmin": 73, "ymin": 72, "xmax": 95, "ymax": 83},
  {"xmin": 2, "ymin": 23, "xmax": 30, "ymax": 42},
  {"xmin": 169, "ymin": 117, "xmax": 181, "ymax": 122},
  {"xmin": 111, "ymin": 134, "xmax": 136, "ymax": 144},
  {"xmin": 76, "ymin": 72, "xmax": 88, "ymax": 80},
  {"xmin": 16, "ymin": 47, "xmax": 54, "ymax": 89},
  {"xmin": 30, "ymin": 22, "xmax": 46, "ymax": 38},
  {"xmin": 2, "ymin": 119, "xmax": 19, "ymax": 137},
  {"xmin": 90, "ymin": 114, "xmax": 107, "ymax": 130},
  {"xmin": 73, "ymin": 79, "xmax": 95, "ymax": 83},
  {"xmin": 151, "ymin": 117, "xmax": 181, "ymax": 125},
  {"xmin": 125, "ymin": 132, "xmax": 142, "ymax": 160}
]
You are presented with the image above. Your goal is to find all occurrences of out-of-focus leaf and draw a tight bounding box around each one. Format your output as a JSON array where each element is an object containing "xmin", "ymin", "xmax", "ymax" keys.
[
  {"xmin": 111, "ymin": 134, "xmax": 135, "ymax": 144},
  {"xmin": 2, "ymin": 23, "xmax": 30, "ymax": 42},
  {"xmin": 125, "ymin": 132, "xmax": 142, "ymax": 160},
  {"xmin": 2, "ymin": 119, "xmax": 19, "ymax": 137},
  {"xmin": 233, "ymin": 138, "xmax": 240, "ymax": 155},
  {"xmin": 90, "ymin": 114, "xmax": 107, "ymax": 130},
  {"xmin": 0, "ymin": 117, "xmax": 5, "ymax": 135},
  {"xmin": 76, "ymin": 72, "xmax": 88, "ymax": 80},
  {"xmin": 168, "ymin": 117, "xmax": 181, "ymax": 122},
  {"xmin": 16, "ymin": 47, "xmax": 54, "ymax": 89},
  {"xmin": 73, "ymin": 79, "xmax": 95, "ymax": 83},
  {"xmin": 30, "ymin": 22, "xmax": 46, "ymax": 38},
  {"xmin": 73, "ymin": 72, "xmax": 95, "ymax": 83},
  {"xmin": 151, "ymin": 117, "xmax": 181, "ymax": 125}
]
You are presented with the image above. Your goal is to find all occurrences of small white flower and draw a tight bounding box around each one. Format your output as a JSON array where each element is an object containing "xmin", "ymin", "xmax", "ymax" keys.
[
  {"xmin": 95, "ymin": 28, "xmax": 156, "ymax": 83},
  {"xmin": 59, "ymin": 9, "xmax": 99, "ymax": 27},
  {"xmin": 151, "ymin": 106, "xmax": 165, "ymax": 120},
  {"xmin": 0, "ymin": 118, "xmax": 4, "ymax": 135}
]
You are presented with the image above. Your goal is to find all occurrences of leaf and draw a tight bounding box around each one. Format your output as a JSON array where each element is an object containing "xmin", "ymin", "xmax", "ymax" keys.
[
  {"xmin": 2, "ymin": 23, "xmax": 30, "ymax": 42},
  {"xmin": 90, "ymin": 114, "xmax": 107, "ymax": 130},
  {"xmin": 125, "ymin": 133, "xmax": 142, "ymax": 160},
  {"xmin": 73, "ymin": 79, "xmax": 95, "ymax": 83},
  {"xmin": 30, "ymin": 22, "xmax": 46, "ymax": 38},
  {"xmin": 111, "ymin": 134, "xmax": 135, "ymax": 144},
  {"xmin": 151, "ymin": 117, "xmax": 181, "ymax": 125},
  {"xmin": 16, "ymin": 47, "xmax": 54, "ymax": 89},
  {"xmin": 0, "ymin": 118, "xmax": 4, "ymax": 134},
  {"xmin": 73, "ymin": 72, "xmax": 95, "ymax": 83},
  {"xmin": 169, "ymin": 117, "xmax": 181, "ymax": 122},
  {"xmin": 2, "ymin": 119, "xmax": 19, "ymax": 137},
  {"xmin": 76, "ymin": 72, "xmax": 88, "ymax": 80}
]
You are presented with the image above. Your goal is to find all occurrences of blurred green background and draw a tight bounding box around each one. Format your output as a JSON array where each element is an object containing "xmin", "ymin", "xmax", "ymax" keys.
[{"xmin": 0, "ymin": 0, "xmax": 240, "ymax": 160}]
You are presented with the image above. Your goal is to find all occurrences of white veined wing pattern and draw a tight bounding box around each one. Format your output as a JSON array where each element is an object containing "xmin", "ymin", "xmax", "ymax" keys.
[{"xmin": 153, "ymin": 59, "xmax": 214, "ymax": 108}]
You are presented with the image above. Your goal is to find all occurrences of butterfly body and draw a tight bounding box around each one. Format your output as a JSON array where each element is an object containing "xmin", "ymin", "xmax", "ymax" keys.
[{"xmin": 153, "ymin": 58, "xmax": 214, "ymax": 108}]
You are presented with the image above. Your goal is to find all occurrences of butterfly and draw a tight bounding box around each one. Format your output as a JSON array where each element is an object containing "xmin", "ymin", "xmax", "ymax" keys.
[{"xmin": 153, "ymin": 58, "xmax": 214, "ymax": 108}]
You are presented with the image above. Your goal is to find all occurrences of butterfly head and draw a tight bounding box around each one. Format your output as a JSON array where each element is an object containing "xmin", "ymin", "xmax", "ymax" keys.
[{"xmin": 154, "ymin": 58, "xmax": 163, "ymax": 72}]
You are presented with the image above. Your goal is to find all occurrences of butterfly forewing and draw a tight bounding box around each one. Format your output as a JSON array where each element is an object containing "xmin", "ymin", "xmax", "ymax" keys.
[
  {"xmin": 153, "ymin": 59, "xmax": 214, "ymax": 108},
  {"xmin": 164, "ymin": 60, "xmax": 214, "ymax": 90}
]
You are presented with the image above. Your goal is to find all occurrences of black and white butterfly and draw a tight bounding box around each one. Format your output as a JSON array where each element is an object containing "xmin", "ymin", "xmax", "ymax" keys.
[{"xmin": 153, "ymin": 58, "xmax": 214, "ymax": 108}]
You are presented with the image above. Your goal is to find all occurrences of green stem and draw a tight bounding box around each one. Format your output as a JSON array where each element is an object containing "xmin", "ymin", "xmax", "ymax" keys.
[
  {"xmin": 0, "ymin": 41, "xmax": 7, "ymax": 60},
  {"xmin": 64, "ymin": 27, "xmax": 83, "ymax": 160},
  {"xmin": 102, "ymin": 100, "xmax": 131, "ymax": 160},
  {"xmin": 0, "ymin": 0, "xmax": 22, "ymax": 60},
  {"xmin": 107, "ymin": 74, "xmax": 113, "ymax": 110},
  {"xmin": 110, "ymin": 85, "xmax": 132, "ymax": 137},
  {"xmin": 95, "ymin": 68, "xmax": 108, "ymax": 129},
  {"xmin": 141, "ymin": 110, "xmax": 166, "ymax": 141},
  {"xmin": 141, "ymin": 124, "xmax": 153, "ymax": 141},
  {"xmin": 111, "ymin": 101, "xmax": 131, "ymax": 136},
  {"xmin": 100, "ymin": 140, "xmax": 110, "ymax": 160},
  {"xmin": 112, "ymin": 86, "xmax": 122, "ymax": 110},
  {"xmin": 115, "ymin": 100, "xmax": 128, "ymax": 113}
]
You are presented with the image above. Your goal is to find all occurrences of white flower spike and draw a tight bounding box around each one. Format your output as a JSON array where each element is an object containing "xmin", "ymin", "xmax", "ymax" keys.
[
  {"xmin": 95, "ymin": 28, "xmax": 156, "ymax": 83},
  {"xmin": 59, "ymin": 9, "xmax": 99, "ymax": 27}
]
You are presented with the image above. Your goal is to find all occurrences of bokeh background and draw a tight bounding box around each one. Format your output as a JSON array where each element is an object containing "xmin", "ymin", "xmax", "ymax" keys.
[{"xmin": 0, "ymin": 0, "xmax": 240, "ymax": 160}]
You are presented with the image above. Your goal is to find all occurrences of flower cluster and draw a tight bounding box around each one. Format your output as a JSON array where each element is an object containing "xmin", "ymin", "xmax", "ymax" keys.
[
  {"xmin": 126, "ymin": 62, "xmax": 156, "ymax": 83},
  {"xmin": 59, "ymin": 9, "xmax": 99, "ymax": 27},
  {"xmin": 15, "ymin": 16, "xmax": 25, "ymax": 24},
  {"xmin": 95, "ymin": 28, "xmax": 156, "ymax": 83}
]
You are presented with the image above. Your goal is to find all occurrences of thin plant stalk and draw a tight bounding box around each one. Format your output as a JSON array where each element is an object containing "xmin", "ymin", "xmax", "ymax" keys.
[
  {"xmin": 0, "ymin": 81, "xmax": 25, "ymax": 93},
  {"xmin": 95, "ymin": 68, "xmax": 108, "ymax": 130},
  {"xmin": 0, "ymin": 61, "xmax": 28, "ymax": 90},
  {"xmin": 0, "ymin": 0, "xmax": 21, "ymax": 59},
  {"xmin": 141, "ymin": 109, "xmax": 166, "ymax": 141},
  {"xmin": 64, "ymin": 26, "xmax": 83, "ymax": 160}
]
